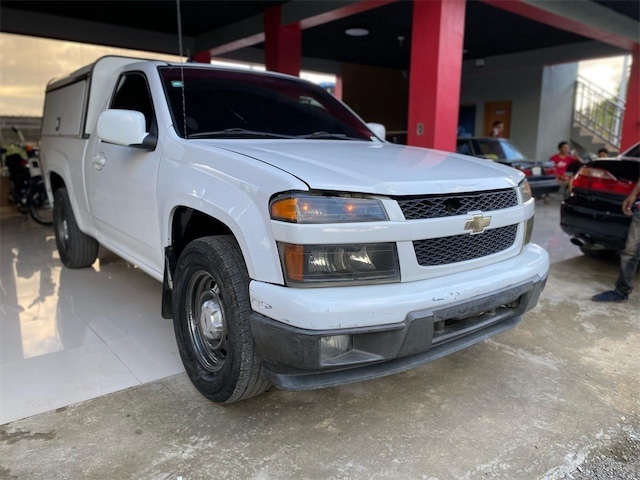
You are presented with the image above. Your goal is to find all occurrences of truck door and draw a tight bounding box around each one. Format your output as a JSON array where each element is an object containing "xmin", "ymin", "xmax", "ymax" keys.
[{"xmin": 88, "ymin": 72, "xmax": 163, "ymax": 272}]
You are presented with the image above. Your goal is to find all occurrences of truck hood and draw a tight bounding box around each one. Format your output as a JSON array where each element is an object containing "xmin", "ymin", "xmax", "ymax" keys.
[{"xmin": 207, "ymin": 140, "xmax": 524, "ymax": 196}]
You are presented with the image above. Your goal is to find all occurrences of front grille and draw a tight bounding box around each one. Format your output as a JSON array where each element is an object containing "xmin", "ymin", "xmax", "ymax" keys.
[
  {"xmin": 397, "ymin": 189, "xmax": 517, "ymax": 220},
  {"xmin": 414, "ymin": 224, "xmax": 518, "ymax": 266}
]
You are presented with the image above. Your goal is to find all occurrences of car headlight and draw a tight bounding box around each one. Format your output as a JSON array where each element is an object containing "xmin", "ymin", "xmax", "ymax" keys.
[
  {"xmin": 278, "ymin": 242, "xmax": 400, "ymax": 286},
  {"xmin": 519, "ymin": 180, "xmax": 533, "ymax": 204},
  {"xmin": 270, "ymin": 193, "xmax": 388, "ymax": 223}
]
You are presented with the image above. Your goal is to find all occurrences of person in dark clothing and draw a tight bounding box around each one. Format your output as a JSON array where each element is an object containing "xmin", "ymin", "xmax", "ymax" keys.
[{"xmin": 592, "ymin": 181, "xmax": 640, "ymax": 302}]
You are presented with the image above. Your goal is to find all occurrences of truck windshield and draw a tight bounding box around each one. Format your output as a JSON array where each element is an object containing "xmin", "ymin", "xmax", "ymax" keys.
[{"xmin": 159, "ymin": 67, "xmax": 374, "ymax": 141}]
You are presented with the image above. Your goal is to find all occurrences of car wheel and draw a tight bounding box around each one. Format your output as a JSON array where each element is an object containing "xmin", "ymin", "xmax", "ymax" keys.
[
  {"xmin": 579, "ymin": 245, "xmax": 617, "ymax": 260},
  {"xmin": 27, "ymin": 177, "xmax": 53, "ymax": 226},
  {"xmin": 53, "ymin": 187, "xmax": 99, "ymax": 268},
  {"xmin": 172, "ymin": 236, "xmax": 270, "ymax": 403}
]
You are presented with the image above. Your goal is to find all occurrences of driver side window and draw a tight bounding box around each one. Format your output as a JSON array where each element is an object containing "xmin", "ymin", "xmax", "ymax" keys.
[{"xmin": 110, "ymin": 73, "xmax": 155, "ymax": 132}]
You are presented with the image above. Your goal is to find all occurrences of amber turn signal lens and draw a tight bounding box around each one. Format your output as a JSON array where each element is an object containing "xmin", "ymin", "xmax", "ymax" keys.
[
  {"xmin": 271, "ymin": 198, "xmax": 298, "ymax": 222},
  {"xmin": 282, "ymin": 243, "xmax": 305, "ymax": 282}
]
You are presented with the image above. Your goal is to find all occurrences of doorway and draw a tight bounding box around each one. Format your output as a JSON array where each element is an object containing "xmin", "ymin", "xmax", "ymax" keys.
[
  {"xmin": 458, "ymin": 105, "xmax": 476, "ymax": 137},
  {"xmin": 483, "ymin": 101, "xmax": 512, "ymax": 138}
]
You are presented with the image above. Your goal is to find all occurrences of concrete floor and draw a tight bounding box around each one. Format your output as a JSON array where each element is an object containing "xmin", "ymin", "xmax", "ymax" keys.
[{"xmin": 1, "ymin": 194, "xmax": 639, "ymax": 480}]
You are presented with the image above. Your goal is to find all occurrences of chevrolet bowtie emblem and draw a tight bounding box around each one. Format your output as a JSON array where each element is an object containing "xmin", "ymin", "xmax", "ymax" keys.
[{"xmin": 464, "ymin": 214, "xmax": 491, "ymax": 234}]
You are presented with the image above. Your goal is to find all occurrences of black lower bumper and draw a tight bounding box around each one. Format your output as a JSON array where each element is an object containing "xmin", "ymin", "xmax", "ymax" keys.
[
  {"xmin": 560, "ymin": 199, "xmax": 630, "ymax": 251},
  {"xmin": 529, "ymin": 178, "xmax": 560, "ymax": 196},
  {"xmin": 249, "ymin": 276, "xmax": 546, "ymax": 391}
]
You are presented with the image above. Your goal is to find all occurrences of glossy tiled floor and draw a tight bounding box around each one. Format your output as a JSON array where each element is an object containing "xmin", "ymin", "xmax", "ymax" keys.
[
  {"xmin": 0, "ymin": 211, "xmax": 184, "ymax": 424},
  {"xmin": 0, "ymin": 196, "xmax": 582, "ymax": 425}
]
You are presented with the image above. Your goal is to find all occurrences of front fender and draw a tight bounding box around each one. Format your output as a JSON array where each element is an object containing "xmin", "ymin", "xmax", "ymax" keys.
[{"xmin": 158, "ymin": 139, "xmax": 309, "ymax": 284}]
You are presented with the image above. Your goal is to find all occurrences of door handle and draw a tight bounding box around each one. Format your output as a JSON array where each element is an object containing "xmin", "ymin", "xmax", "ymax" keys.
[{"xmin": 92, "ymin": 153, "xmax": 106, "ymax": 170}]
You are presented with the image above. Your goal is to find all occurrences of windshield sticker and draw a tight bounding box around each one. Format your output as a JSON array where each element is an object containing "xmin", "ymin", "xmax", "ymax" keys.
[{"xmin": 171, "ymin": 80, "xmax": 184, "ymax": 88}]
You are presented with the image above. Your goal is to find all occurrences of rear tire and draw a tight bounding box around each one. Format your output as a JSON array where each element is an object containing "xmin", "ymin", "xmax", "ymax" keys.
[
  {"xmin": 53, "ymin": 187, "xmax": 99, "ymax": 268},
  {"xmin": 27, "ymin": 177, "xmax": 53, "ymax": 226},
  {"xmin": 579, "ymin": 245, "xmax": 617, "ymax": 260},
  {"xmin": 172, "ymin": 236, "xmax": 270, "ymax": 403}
]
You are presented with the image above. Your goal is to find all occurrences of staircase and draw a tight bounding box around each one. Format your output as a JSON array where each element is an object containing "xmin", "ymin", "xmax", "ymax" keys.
[{"xmin": 572, "ymin": 76, "xmax": 625, "ymax": 156}]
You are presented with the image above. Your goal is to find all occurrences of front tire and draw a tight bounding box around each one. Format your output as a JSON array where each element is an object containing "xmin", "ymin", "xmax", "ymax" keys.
[
  {"xmin": 53, "ymin": 187, "xmax": 99, "ymax": 268},
  {"xmin": 172, "ymin": 236, "xmax": 270, "ymax": 403}
]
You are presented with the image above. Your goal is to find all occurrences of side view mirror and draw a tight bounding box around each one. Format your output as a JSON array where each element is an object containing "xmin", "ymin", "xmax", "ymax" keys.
[
  {"xmin": 367, "ymin": 122, "xmax": 386, "ymax": 141},
  {"xmin": 97, "ymin": 110, "xmax": 156, "ymax": 150}
]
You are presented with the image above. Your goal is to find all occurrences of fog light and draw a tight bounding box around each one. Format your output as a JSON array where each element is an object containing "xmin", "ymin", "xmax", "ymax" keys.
[{"xmin": 320, "ymin": 335, "xmax": 352, "ymax": 361}]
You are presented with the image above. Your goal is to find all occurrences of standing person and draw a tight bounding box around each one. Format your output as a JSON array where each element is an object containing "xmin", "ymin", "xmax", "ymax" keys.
[
  {"xmin": 597, "ymin": 147, "xmax": 610, "ymax": 158},
  {"xmin": 592, "ymin": 181, "xmax": 640, "ymax": 302},
  {"xmin": 488, "ymin": 121, "xmax": 504, "ymax": 138},
  {"xmin": 550, "ymin": 141, "xmax": 580, "ymax": 183}
]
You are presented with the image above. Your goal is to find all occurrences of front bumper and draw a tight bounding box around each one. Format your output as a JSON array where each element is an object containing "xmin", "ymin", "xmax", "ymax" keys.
[
  {"xmin": 249, "ymin": 241, "xmax": 548, "ymax": 390},
  {"xmin": 251, "ymin": 276, "xmax": 545, "ymax": 390}
]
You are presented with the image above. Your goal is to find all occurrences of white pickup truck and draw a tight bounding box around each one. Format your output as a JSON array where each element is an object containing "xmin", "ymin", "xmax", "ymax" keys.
[{"xmin": 41, "ymin": 56, "xmax": 549, "ymax": 403}]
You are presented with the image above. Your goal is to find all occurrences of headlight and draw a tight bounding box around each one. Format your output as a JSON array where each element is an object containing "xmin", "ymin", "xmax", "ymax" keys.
[
  {"xmin": 519, "ymin": 180, "xmax": 533, "ymax": 203},
  {"xmin": 271, "ymin": 193, "xmax": 387, "ymax": 223},
  {"xmin": 278, "ymin": 242, "xmax": 400, "ymax": 286}
]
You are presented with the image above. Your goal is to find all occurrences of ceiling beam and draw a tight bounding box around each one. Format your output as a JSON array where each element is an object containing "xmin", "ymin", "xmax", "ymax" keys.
[
  {"xmin": 283, "ymin": 0, "xmax": 398, "ymax": 30},
  {"xmin": 197, "ymin": 0, "xmax": 398, "ymax": 57},
  {"xmin": 0, "ymin": 7, "xmax": 194, "ymax": 55},
  {"xmin": 480, "ymin": 0, "xmax": 639, "ymax": 51}
]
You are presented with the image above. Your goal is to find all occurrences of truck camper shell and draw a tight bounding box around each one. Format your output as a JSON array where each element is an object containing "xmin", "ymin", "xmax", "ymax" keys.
[{"xmin": 42, "ymin": 56, "xmax": 167, "ymax": 139}]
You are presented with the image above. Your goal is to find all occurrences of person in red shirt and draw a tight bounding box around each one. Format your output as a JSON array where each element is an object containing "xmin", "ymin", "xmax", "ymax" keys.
[{"xmin": 550, "ymin": 141, "xmax": 581, "ymax": 183}]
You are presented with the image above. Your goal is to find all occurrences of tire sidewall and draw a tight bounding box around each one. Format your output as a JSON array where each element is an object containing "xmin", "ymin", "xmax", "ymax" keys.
[
  {"xmin": 172, "ymin": 239, "xmax": 250, "ymax": 402},
  {"xmin": 53, "ymin": 188, "xmax": 71, "ymax": 264}
]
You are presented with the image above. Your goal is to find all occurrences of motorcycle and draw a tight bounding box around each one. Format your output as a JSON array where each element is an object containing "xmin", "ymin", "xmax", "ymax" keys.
[{"xmin": 1, "ymin": 127, "xmax": 53, "ymax": 225}]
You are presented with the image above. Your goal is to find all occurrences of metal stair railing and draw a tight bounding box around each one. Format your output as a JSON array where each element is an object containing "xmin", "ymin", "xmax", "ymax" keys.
[{"xmin": 573, "ymin": 75, "xmax": 625, "ymax": 148}]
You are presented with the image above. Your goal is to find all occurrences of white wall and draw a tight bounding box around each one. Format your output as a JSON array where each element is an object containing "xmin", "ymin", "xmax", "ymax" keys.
[
  {"xmin": 460, "ymin": 67, "xmax": 544, "ymax": 159},
  {"xmin": 536, "ymin": 63, "xmax": 579, "ymax": 162}
]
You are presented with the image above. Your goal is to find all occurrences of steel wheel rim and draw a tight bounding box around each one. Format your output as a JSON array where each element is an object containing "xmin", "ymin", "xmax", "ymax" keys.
[
  {"xmin": 186, "ymin": 270, "xmax": 228, "ymax": 372},
  {"xmin": 56, "ymin": 202, "xmax": 69, "ymax": 249}
]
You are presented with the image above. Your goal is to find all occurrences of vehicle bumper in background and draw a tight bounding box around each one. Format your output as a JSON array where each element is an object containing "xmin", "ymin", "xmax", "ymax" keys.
[
  {"xmin": 561, "ymin": 197, "xmax": 631, "ymax": 251},
  {"xmin": 529, "ymin": 177, "xmax": 560, "ymax": 195}
]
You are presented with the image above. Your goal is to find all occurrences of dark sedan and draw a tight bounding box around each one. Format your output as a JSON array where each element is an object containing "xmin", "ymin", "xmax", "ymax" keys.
[
  {"xmin": 561, "ymin": 143, "xmax": 640, "ymax": 258},
  {"xmin": 457, "ymin": 137, "xmax": 560, "ymax": 198}
]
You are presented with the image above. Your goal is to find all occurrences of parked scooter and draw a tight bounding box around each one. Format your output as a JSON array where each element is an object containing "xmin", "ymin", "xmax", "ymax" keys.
[{"xmin": 1, "ymin": 127, "xmax": 53, "ymax": 225}]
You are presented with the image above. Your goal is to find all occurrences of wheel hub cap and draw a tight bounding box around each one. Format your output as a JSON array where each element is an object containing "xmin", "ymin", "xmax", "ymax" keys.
[{"xmin": 200, "ymin": 299, "xmax": 224, "ymax": 341}]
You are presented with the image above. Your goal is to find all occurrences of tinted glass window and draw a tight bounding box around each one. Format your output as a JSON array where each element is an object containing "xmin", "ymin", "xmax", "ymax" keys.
[
  {"xmin": 456, "ymin": 140, "xmax": 471, "ymax": 155},
  {"xmin": 472, "ymin": 139, "xmax": 525, "ymax": 161},
  {"xmin": 110, "ymin": 73, "xmax": 154, "ymax": 131},
  {"xmin": 622, "ymin": 143, "xmax": 639, "ymax": 159},
  {"xmin": 159, "ymin": 67, "xmax": 374, "ymax": 140}
]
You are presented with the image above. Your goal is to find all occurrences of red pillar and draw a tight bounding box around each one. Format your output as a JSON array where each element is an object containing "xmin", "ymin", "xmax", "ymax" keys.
[
  {"xmin": 334, "ymin": 74, "xmax": 343, "ymax": 100},
  {"xmin": 190, "ymin": 51, "xmax": 211, "ymax": 63},
  {"xmin": 620, "ymin": 45, "xmax": 640, "ymax": 152},
  {"xmin": 407, "ymin": 0, "xmax": 466, "ymax": 151},
  {"xmin": 264, "ymin": 5, "xmax": 301, "ymax": 76}
]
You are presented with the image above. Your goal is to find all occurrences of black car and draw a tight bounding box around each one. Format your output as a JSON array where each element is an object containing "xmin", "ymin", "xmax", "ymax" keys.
[
  {"xmin": 561, "ymin": 142, "xmax": 640, "ymax": 258},
  {"xmin": 457, "ymin": 137, "xmax": 560, "ymax": 198}
]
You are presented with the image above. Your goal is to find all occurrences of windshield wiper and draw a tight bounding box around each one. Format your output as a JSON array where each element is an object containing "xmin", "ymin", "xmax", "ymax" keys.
[
  {"xmin": 296, "ymin": 131, "xmax": 359, "ymax": 140},
  {"xmin": 188, "ymin": 128, "xmax": 294, "ymax": 139}
]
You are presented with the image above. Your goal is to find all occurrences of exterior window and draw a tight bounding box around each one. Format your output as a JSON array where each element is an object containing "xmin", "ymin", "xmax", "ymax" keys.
[
  {"xmin": 456, "ymin": 141, "xmax": 471, "ymax": 155},
  {"xmin": 110, "ymin": 73, "xmax": 155, "ymax": 131}
]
